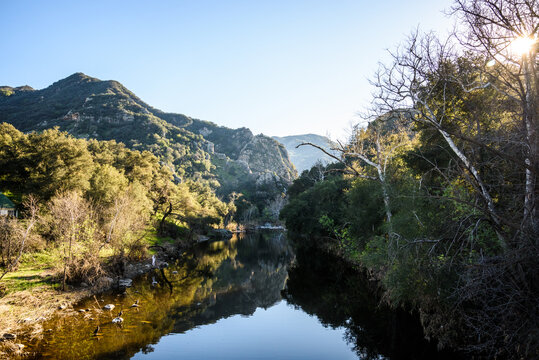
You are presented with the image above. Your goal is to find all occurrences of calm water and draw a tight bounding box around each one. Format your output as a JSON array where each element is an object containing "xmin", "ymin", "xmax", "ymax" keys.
[{"xmin": 25, "ymin": 232, "xmax": 460, "ymax": 360}]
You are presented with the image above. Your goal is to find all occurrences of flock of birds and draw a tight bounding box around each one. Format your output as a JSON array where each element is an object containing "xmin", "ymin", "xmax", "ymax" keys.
[{"xmin": 93, "ymin": 299, "xmax": 140, "ymax": 337}]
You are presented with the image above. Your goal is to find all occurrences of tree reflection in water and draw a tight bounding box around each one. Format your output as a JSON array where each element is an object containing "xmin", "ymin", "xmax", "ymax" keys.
[
  {"xmin": 26, "ymin": 232, "xmax": 294, "ymax": 360},
  {"xmin": 26, "ymin": 232, "xmax": 461, "ymax": 360},
  {"xmin": 283, "ymin": 243, "xmax": 463, "ymax": 360}
]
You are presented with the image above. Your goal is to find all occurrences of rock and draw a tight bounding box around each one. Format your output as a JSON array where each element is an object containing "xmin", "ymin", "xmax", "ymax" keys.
[
  {"xmin": 80, "ymin": 282, "xmax": 88, "ymax": 287},
  {"xmin": 112, "ymin": 317, "xmax": 123, "ymax": 324},
  {"xmin": 208, "ymin": 229, "xmax": 233, "ymax": 240},
  {"xmin": 172, "ymin": 271, "xmax": 178, "ymax": 275},
  {"xmin": 2, "ymin": 333, "xmax": 16, "ymax": 340},
  {"xmin": 103, "ymin": 304, "xmax": 115, "ymax": 311},
  {"xmin": 96, "ymin": 276, "xmax": 114, "ymax": 289},
  {"xmin": 118, "ymin": 278, "xmax": 133, "ymax": 287},
  {"xmin": 196, "ymin": 235, "xmax": 210, "ymax": 243}
]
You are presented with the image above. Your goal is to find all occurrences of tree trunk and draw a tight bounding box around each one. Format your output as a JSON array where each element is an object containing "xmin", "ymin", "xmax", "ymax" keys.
[
  {"xmin": 522, "ymin": 52, "xmax": 538, "ymax": 237},
  {"xmin": 159, "ymin": 202, "xmax": 173, "ymax": 235}
]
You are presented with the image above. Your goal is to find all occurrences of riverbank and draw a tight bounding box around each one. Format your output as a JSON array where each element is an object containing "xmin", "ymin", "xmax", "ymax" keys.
[{"xmin": 0, "ymin": 233, "xmax": 183, "ymax": 358}]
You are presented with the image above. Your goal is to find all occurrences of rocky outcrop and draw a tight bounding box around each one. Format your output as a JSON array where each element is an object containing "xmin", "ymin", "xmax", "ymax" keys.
[{"xmin": 238, "ymin": 135, "xmax": 296, "ymax": 184}]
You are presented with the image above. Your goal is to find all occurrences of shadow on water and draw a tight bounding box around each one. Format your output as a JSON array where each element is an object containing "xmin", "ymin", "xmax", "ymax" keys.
[
  {"xmin": 283, "ymin": 243, "xmax": 463, "ymax": 360},
  {"xmin": 25, "ymin": 232, "xmax": 462, "ymax": 360}
]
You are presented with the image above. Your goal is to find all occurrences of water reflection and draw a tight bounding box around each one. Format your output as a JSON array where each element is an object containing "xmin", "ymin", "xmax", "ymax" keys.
[
  {"xmin": 283, "ymin": 244, "xmax": 462, "ymax": 360},
  {"xmin": 27, "ymin": 232, "xmax": 294, "ymax": 360},
  {"xmin": 26, "ymin": 232, "xmax": 461, "ymax": 360}
]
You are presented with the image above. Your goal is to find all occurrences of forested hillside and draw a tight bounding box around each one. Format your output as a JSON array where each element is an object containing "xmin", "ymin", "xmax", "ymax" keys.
[
  {"xmin": 0, "ymin": 123, "xmax": 230, "ymax": 288},
  {"xmin": 0, "ymin": 73, "xmax": 296, "ymax": 222}
]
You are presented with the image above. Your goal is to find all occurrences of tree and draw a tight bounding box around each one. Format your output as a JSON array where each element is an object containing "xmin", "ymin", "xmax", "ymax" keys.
[
  {"xmin": 369, "ymin": 9, "xmax": 538, "ymax": 355},
  {"xmin": 452, "ymin": 0, "xmax": 538, "ymax": 235},
  {"xmin": 299, "ymin": 112, "xmax": 416, "ymax": 249},
  {"xmin": 0, "ymin": 195, "xmax": 39, "ymax": 281},
  {"xmin": 49, "ymin": 191, "xmax": 100, "ymax": 290}
]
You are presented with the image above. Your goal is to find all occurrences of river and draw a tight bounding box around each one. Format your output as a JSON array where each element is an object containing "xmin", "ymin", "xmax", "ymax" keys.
[{"xmin": 25, "ymin": 231, "xmax": 461, "ymax": 359}]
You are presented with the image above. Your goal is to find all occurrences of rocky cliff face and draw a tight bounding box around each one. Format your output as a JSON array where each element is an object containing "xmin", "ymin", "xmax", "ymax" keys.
[
  {"xmin": 238, "ymin": 135, "xmax": 296, "ymax": 184},
  {"xmin": 0, "ymin": 73, "xmax": 297, "ymax": 191}
]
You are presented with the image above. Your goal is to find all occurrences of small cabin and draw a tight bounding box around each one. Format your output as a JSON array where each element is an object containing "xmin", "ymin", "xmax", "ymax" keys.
[{"xmin": 0, "ymin": 193, "xmax": 17, "ymax": 217}]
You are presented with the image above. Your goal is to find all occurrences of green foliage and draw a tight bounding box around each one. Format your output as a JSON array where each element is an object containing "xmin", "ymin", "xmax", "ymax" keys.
[
  {"xmin": 0, "ymin": 88, "xmax": 14, "ymax": 97},
  {"xmin": 280, "ymin": 69, "xmax": 512, "ymax": 314},
  {"xmin": 0, "ymin": 123, "xmax": 234, "ymax": 287},
  {"xmin": 281, "ymin": 168, "xmax": 351, "ymax": 240},
  {"xmin": 0, "ymin": 73, "xmax": 297, "ymax": 225}
]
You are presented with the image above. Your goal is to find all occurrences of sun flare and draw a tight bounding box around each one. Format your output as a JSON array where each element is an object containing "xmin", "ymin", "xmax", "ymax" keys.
[{"xmin": 510, "ymin": 36, "xmax": 536, "ymax": 55}]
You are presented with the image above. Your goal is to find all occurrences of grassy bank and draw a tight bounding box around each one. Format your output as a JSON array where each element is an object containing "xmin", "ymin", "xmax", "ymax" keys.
[{"xmin": 0, "ymin": 225, "xmax": 182, "ymax": 358}]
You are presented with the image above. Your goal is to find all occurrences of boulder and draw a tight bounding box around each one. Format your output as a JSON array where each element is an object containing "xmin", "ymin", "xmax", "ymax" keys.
[
  {"xmin": 118, "ymin": 278, "xmax": 133, "ymax": 288},
  {"xmin": 95, "ymin": 276, "xmax": 114, "ymax": 289},
  {"xmin": 208, "ymin": 229, "xmax": 233, "ymax": 240},
  {"xmin": 196, "ymin": 234, "xmax": 210, "ymax": 243}
]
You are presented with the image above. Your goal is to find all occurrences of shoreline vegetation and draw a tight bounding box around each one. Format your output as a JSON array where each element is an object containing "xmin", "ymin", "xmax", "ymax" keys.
[
  {"xmin": 280, "ymin": 2, "xmax": 538, "ymax": 358},
  {"xmin": 0, "ymin": 123, "xmax": 284, "ymax": 357}
]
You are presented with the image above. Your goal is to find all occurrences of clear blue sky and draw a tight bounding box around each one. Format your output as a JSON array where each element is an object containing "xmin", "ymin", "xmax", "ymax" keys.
[{"xmin": 1, "ymin": 0, "xmax": 453, "ymax": 139}]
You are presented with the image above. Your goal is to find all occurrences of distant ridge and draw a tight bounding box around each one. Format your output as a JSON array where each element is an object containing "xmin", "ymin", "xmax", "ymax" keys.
[{"xmin": 273, "ymin": 134, "xmax": 335, "ymax": 173}]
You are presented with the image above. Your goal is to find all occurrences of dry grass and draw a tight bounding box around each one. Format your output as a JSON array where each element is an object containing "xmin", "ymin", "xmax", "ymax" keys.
[
  {"xmin": 0, "ymin": 276, "xmax": 100, "ymax": 359},
  {"xmin": 0, "ymin": 284, "xmax": 92, "ymax": 336}
]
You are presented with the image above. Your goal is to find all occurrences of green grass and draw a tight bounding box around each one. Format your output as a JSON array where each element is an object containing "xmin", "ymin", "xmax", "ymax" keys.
[
  {"xmin": 0, "ymin": 222, "xmax": 186, "ymax": 294},
  {"xmin": 141, "ymin": 223, "xmax": 177, "ymax": 254},
  {"xmin": 20, "ymin": 250, "xmax": 59, "ymax": 269},
  {"xmin": 1, "ymin": 250, "xmax": 61, "ymax": 294},
  {"xmin": 144, "ymin": 231, "xmax": 173, "ymax": 245},
  {"xmin": 2, "ymin": 269, "xmax": 58, "ymax": 292}
]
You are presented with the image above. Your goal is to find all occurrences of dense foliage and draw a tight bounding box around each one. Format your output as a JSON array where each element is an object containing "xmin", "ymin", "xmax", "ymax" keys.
[
  {"xmin": 0, "ymin": 123, "xmax": 230, "ymax": 287},
  {"xmin": 282, "ymin": 1, "xmax": 538, "ymax": 357}
]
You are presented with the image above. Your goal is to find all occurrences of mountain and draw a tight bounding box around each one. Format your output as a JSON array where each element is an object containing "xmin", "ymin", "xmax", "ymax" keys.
[
  {"xmin": 273, "ymin": 134, "xmax": 335, "ymax": 173},
  {"xmin": 0, "ymin": 73, "xmax": 297, "ymax": 219}
]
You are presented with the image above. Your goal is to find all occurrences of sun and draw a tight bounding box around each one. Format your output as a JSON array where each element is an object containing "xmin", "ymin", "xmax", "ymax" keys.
[{"xmin": 510, "ymin": 36, "xmax": 536, "ymax": 55}]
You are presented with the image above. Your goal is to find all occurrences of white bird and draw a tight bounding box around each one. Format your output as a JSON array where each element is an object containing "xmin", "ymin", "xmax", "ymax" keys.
[{"xmin": 112, "ymin": 310, "xmax": 123, "ymax": 323}]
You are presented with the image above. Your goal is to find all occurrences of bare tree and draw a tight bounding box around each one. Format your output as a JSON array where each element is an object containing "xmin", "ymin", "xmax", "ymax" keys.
[
  {"xmin": 49, "ymin": 191, "xmax": 93, "ymax": 290},
  {"xmin": 298, "ymin": 111, "xmax": 416, "ymax": 229},
  {"xmin": 0, "ymin": 195, "xmax": 39, "ymax": 281},
  {"xmin": 451, "ymin": 0, "xmax": 538, "ymax": 235}
]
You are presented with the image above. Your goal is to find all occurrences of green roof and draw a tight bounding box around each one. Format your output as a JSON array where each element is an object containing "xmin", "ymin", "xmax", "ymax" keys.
[{"xmin": 0, "ymin": 193, "xmax": 15, "ymax": 209}]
